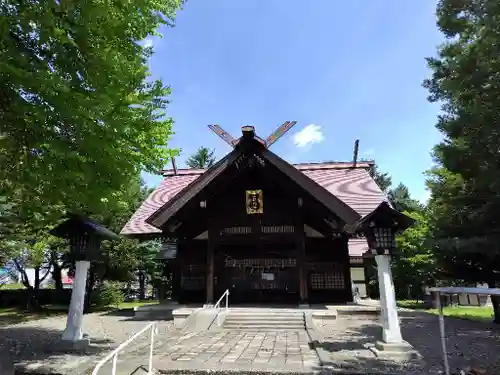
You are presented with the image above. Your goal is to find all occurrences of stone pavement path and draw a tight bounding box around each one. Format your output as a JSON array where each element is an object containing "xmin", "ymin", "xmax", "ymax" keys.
[
  {"xmin": 152, "ymin": 330, "xmax": 320, "ymax": 372},
  {"xmin": 316, "ymin": 310, "xmax": 500, "ymax": 374},
  {"xmin": 0, "ymin": 311, "xmax": 174, "ymax": 375}
]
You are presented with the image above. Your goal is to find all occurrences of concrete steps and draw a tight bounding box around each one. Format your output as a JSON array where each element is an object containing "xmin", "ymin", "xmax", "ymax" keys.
[{"xmin": 222, "ymin": 309, "xmax": 306, "ymax": 331}]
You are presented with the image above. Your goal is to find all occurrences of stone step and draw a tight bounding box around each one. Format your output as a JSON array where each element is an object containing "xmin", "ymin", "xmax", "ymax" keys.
[
  {"xmin": 223, "ymin": 326, "xmax": 305, "ymax": 331},
  {"xmin": 222, "ymin": 308, "xmax": 306, "ymax": 331},
  {"xmin": 224, "ymin": 321, "xmax": 304, "ymax": 327},
  {"xmin": 224, "ymin": 321, "xmax": 304, "ymax": 326},
  {"xmin": 223, "ymin": 325, "xmax": 305, "ymax": 331},
  {"xmin": 224, "ymin": 315, "xmax": 304, "ymax": 321},
  {"xmin": 224, "ymin": 319, "xmax": 305, "ymax": 326},
  {"xmin": 226, "ymin": 312, "xmax": 304, "ymax": 317}
]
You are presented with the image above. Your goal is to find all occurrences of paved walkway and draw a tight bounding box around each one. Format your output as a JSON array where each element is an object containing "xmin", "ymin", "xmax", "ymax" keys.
[
  {"xmin": 5, "ymin": 311, "xmax": 174, "ymax": 375},
  {"xmin": 152, "ymin": 330, "xmax": 320, "ymax": 372},
  {"xmin": 316, "ymin": 311, "xmax": 500, "ymax": 374}
]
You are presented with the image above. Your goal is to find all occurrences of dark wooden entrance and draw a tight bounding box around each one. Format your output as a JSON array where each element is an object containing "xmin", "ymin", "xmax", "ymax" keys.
[{"xmin": 215, "ymin": 243, "xmax": 299, "ymax": 304}]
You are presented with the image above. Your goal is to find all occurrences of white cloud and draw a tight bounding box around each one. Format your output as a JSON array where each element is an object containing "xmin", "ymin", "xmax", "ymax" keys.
[
  {"xmin": 293, "ymin": 124, "xmax": 325, "ymax": 148},
  {"xmin": 143, "ymin": 39, "xmax": 154, "ymax": 48}
]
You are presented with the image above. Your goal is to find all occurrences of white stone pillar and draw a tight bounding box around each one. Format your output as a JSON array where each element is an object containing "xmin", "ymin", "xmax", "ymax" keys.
[
  {"xmin": 61, "ymin": 260, "xmax": 90, "ymax": 342},
  {"xmin": 375, "ymin": 254, "xmax": 402, "ymax": 343}
]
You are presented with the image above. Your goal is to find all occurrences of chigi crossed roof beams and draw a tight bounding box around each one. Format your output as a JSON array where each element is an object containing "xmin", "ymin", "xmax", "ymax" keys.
[{"xmin": 207, "ymin": 120, "xmax": 297, "ymax": 149}]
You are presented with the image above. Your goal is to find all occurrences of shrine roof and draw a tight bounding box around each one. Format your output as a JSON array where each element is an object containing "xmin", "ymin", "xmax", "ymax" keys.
[{"xmin": 121, "ymin": 161, "xmax": 387, "ymax": 238}]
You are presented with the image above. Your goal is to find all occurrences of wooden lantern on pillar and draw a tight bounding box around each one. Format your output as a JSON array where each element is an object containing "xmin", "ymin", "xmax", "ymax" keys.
[
  {"xmin": 346, "ymin": 202, "xmax": 419, "ymax": 352},
  {"xmin": 50, "ymin": 214, "xmax": 120, "ymax": 260},
  {"xmin": 49, "ymin": 214, "xmax": 119, "ymax": 348},
  {"xmin": 347, "ymin": 202, "xmax": 415, "ymax": 257}
]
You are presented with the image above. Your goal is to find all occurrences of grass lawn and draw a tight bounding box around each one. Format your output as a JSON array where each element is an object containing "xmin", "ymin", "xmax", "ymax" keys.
[
  {"xmin": 0, "ymin": 300, "xmax": 158, "ymax": 327},
  {"xmin": 117, "ymin": 300, "xmax": 158, "ymax": 310},
  {"xmin": 0, "ymin": 283, "xmax": 26, "ymax": 290},
  {"xmin": 397, "ymin": 300, "xmax": 494, "ymax": 322}
]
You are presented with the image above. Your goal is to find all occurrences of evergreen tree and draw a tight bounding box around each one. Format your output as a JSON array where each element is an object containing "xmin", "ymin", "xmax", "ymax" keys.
[
  {"xmin": 424, "ymin": 0, "xmax": 500, "ymax": 322},
  {"xmin": 186, "ymin": 147, "xmax": 216, "ymax": 169}
]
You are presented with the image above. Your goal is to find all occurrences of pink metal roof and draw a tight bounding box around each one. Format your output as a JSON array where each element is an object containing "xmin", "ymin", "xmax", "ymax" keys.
[
  {"xmin": 121, "ymin": 162, "xmax": 386, "ymax": 256},
  {"xmin": 160, "ymin": 161, "xmax": 374, "ymax": 176},
  {"xmin": 347, "ymin": 238, "xmax": 370, "ymax": 257}
]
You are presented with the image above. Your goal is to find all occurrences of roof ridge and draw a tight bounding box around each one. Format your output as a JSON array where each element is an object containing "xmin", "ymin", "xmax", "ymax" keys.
[{"xmin": 161, "ymin": 160, "xmax": 375, "ymax": 176}]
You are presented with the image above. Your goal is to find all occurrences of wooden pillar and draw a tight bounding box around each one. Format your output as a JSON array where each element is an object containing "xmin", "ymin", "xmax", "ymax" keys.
[
  {"xmin": 206, "ymin": 226, "xmax": 217, "ymax": 305},
  {"xmin": 206, "ymin": 230, "xmax": 215, "ymax": 304},
  {"xmin": 296, "ymin": 206, "xmax": 308, "ymax": 305},
  {"xmin": 342, "ymin": 237, "xmax": 353, "ymax": 302}
]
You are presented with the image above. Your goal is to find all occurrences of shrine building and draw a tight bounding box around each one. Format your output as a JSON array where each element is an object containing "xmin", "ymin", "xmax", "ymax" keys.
[{"xmin": 121, "ymin": 123, "xmax": 390, "ymax": 305}]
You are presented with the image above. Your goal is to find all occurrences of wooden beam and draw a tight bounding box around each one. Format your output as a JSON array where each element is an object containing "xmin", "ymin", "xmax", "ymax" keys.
[
  {"xmin": 208, "ymin": 124, "xmax": 237, "ymax": 147},
  {"xmin": 265, "ymin": 121, "xmax": 297, "ymax": 148},
  {"xmin": 352, "ymin": 139, "xmax": 359, "ymax": 168}
]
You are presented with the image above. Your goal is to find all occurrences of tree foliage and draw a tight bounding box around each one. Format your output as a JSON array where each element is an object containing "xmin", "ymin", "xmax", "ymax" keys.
[
  {"xmin": 365, "ymin": 163, "xmax": 434, "ymax": 299},
  {"xmin": 393, "ymin": 210, "xmax": 435, "ymax": 299},
  {"xmin": 0, "ymin": 0, "xmax": 183, "ymax": 214},
  {"xmin": 369, "ymin": 164, "xmax": 392, "ymax": 193},
  {"xmin": 388, "ymin": 183, "xmax": 423, "ymax": 213},
  {"xmin": 81, "ymin": 177, "xmax": 154, "ymax": 308},
  {"xmin": 186, "ymin": 147, "xmax": 216, "ymax": 169},
  {"xmin": 424, "ymin": 0, "xmax": 500, "ymax": 321}
]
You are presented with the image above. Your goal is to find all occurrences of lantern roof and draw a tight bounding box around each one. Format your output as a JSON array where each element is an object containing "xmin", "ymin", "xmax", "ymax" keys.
[
  {"xmin": 345, "ymin": 201, "xmax": 415, "ymax": 234},
  {"xmin": 50, "ymin": 214, "xmax": 120, "ymax": 240}
]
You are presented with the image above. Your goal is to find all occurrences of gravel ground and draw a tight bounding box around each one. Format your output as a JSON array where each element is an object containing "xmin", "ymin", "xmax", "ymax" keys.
[
  {"xmin": 316, "ymin": 310, "xmax": 500, "ymax": 374},
  {"xmin": 0, "ymin": 311, "xmax": 175, "ymax": 363}
]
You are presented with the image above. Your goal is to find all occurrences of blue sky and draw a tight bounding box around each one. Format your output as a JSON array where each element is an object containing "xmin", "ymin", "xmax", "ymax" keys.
[{"xmin": 143, "ymin": 0, "xmax": 444, "ymax": 203}]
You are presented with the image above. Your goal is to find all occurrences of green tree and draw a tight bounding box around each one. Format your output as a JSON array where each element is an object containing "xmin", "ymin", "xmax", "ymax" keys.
[
  {"xmin": 393, "ymin": 210, "xmax": 435, "ymax": 299},
  {"xmin": 423, "ymin": 0, "xmax": 500, "ymax": 322},
  {"xmin": 388, "ymin": 183, "xmax": 423, "ymax": 213},
  {"xmin": 82, "ymin": 177, "xmax": 153, "ymax": 309},
  {"xmin": 186, "ymin": 147, "xmax": 216, "ymax": 169},
  {"xmin": 0, "ymin": 0, "xmax": 183, "ymax": 215},
  {"xmin": 0, "ymin": 196, "xmax": 18, "ymax": 264},
  {"xmin": 8, "ymin": 218, "xmax": 61, "ymax": 308},
  {"xmin": 369, "ymin": 164, "xmax": 392, "ymax": 193}
]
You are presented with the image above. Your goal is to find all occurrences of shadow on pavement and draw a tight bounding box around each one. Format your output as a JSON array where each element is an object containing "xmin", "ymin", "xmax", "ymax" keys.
[
  {"xmin": 0, "ymin": 325, "xmax": 116, "ymax": 362},
  {"xmin": 314, "ymin": 310, "xmax": 500, "ymax": 374}
]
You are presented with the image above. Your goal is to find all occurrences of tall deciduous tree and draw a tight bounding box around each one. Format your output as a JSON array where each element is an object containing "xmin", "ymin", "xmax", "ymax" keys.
[
  {"xmin": 0, "ymin": 0, "xmax": 183, "ymax": 214},
  {"xmin": 186, "ymin": 147, "xmax": 216, "ymax": 169},
  {"xmin": 424, "ymin": 0, "xmax": 500, "ymax": 322}
]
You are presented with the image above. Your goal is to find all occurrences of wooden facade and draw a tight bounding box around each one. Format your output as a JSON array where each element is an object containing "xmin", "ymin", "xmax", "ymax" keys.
[{"xmin": 150, "ymin": 129, "xmax": 362, "ymax": 305}]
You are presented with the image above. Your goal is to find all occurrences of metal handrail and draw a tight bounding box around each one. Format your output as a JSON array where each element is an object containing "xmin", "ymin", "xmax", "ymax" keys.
[
  {"xmin": 92, "ymin": 322, "xmax": 156, "ymax": 375},
  {"xmin": 214, "ymin": 289, "xmax": 229, "ymax": 326}
]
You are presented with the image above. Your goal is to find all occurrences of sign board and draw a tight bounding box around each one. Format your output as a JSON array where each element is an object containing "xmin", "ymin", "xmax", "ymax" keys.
[
  {"xmin": 246, "ymin": 190, "xmax": 263, "ymax": 215},
  {"xmin": 262, "ymin": 273, "xmax": 275, "ymax": 281},
  {"xmin": 157, "ymin": 241, "xmax": 178, "ymax": 260}
]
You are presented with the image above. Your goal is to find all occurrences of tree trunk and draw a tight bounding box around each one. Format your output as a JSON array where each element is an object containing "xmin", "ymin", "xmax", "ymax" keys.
[
  {"xmin": 487, "ymin": 281, "xmax": 500, "ymax": 323},
  {"xmin": 31, "ymin": 267, "xmax": 41, "ymax": 309},
  {"xmin": 84, "ymin": 267, "xmax": 96, "ymax": 313},
  {"xmin": 138, "ymin": 271, "xmax": 146, "ymax": 300},
  {"xmin": 51, "ymin": 255, "xmax": 63, "ymax": 292}
]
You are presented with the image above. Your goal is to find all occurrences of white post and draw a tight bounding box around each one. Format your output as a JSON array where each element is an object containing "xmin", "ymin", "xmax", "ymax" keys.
[
  {"xmin": 375, "ymin": 254, "xmax": 402, "ymax": 343},
  {"xmin": 436, "ymin": 293, "xmax": 450, "ymax": 375},
  {"xmin": 61, "ymin": 260, "xmax": 90, "ymax": 342}
]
